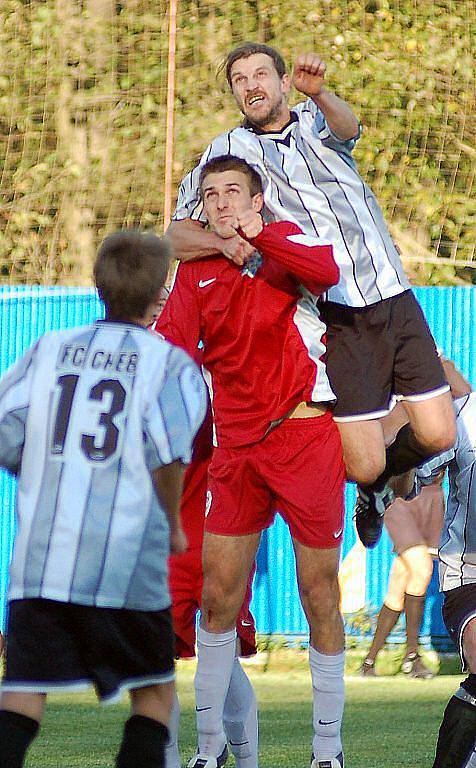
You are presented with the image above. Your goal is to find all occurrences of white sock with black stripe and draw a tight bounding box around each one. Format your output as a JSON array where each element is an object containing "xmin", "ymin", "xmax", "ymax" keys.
[
  {"xmin": 310, "ymin": 646, "xmax": 345, "ymax": 761},
  {"xmin": 194, "ymin": 626, "xmax": 237, "ymax": 756}
]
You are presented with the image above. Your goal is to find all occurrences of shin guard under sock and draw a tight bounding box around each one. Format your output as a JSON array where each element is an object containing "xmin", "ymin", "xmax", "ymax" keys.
[{"xmin": 0, "ymin": 710, "xmax": 39, "ymax": 768}]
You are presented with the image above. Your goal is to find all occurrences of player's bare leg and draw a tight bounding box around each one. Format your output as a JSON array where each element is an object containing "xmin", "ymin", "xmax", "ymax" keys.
[
  {"xmin": 403, "ymin": 390, "xmax": 456, "ymax": 456},
  {"xmin": 361, "ymin": 546, "xmax": 434, "ymax": 678},
  {"xmin": 293, "ymin": 542, "xmax": 344, "ymax": 767},
  {"xmin": 433, "ymin": 618, "xmax": 476, "ymax": 767},
  {"xmin": 0, "ymin": 692, "xmax": 45, "ymax": 768},
  {"xmin": 336, "ymin": 419, "xmax": 386, "ymax": 486},
  {"xmin": 189, "ymin": 532, "xmax": 260, "ymax": 768},
  {"xmin": 201, "ymin": 532, "xmax": 260, "ymax": 632}
]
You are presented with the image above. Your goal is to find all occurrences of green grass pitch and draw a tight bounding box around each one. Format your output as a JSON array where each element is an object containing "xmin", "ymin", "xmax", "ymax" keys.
[{"xmin": 25, "ymin": 655, "xmax": 458, "ymax": 768}]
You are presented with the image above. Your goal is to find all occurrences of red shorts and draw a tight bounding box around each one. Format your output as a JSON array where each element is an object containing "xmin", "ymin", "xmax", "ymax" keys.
[
  {"xmin": 169, "ymin": 549, "xmax": 256, "ymax": 659},
  {"xmin": 205, "ymin": 413, "xmax": 345, "ymax": 548}
]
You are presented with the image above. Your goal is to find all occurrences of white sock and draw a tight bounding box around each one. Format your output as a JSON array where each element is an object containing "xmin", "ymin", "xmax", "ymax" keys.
[
  {"xmin": 223, "ymin": 657, "xmax": 259, "ymax": 767},
  {"xmin": 195, "ymin": 626, "xmax": 237, "ymax": 756},
  {"xmin": 309, "ymin": 646, "xmax": 345, "ymax": 760},
  {"xmin": 165, "ymin": 692, "xmax": 181, "ymax": 768}
]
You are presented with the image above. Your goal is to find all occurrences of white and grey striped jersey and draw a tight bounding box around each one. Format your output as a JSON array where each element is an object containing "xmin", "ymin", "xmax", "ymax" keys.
[
  {"xmin": 0, "ymin": 321, "xmax": 207, "ymax": 611},
  {"xmin": 174, "ymin": 99, "xmax": 410, "ymax": 308},
  {"xmin": 417, "ymin": 393, "xmax": 476, "ymax": 592}
]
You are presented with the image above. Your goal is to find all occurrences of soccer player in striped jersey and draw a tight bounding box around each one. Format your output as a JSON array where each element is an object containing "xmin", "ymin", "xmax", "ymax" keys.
[
  {"xmin": 0, "ymin": 231, "xmax": 207, "ymax": 768},
  {"xmin": 157, "ymin": 155, "xmax": 346, "ymax": 768},
  {"xmin": 166, "ymin": 42, "xmax": 456, "ymax": 548},
  {"xmin": 414, "ymin": 371, "xmax": 476, "ymax": 768}
]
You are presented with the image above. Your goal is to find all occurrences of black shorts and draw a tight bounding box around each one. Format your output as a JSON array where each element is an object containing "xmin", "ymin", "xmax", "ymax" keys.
[
  {"xmin": 2, "ymin": 599, "xmax": 175, "ymax": 704},
  {"xmin": 442, "ymin": 584, "xmax": 476, "ymax": 671},
  {"xmin": 319, "ymin": 289, "xmax": 449, "ymax": 420}
]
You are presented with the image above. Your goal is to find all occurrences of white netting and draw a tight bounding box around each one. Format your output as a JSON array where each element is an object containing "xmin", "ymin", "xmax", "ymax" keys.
[{"xmin": 0, "ymin": 0, "xmax": 474, "ymax": 284}]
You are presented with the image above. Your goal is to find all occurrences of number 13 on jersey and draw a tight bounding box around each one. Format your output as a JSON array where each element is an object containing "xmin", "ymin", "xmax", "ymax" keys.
[{"xmin": 51, "ymin": 373, "xmax": 128, "ymax": 462}]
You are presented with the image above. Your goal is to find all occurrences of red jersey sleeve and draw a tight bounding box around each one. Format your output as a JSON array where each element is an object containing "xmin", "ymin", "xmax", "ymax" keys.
[
  {"xmin": 245, "ymin": 221, "xmax": 339, "ymax": 293},
  {"xmin": 152, "ymin": 263, "xmax": 201, "ymax": 358}
]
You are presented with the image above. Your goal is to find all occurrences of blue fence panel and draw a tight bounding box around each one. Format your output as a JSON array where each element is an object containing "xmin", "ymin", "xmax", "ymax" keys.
[{"xmin": 0, "ymin": 285, "xmax": 475, "ymax": 648}]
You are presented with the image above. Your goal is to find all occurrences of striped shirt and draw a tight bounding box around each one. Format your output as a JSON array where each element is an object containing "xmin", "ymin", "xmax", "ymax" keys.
[
  {"xmin": 174, "ymin": 100, "xmax": 410, "ymax": 308},
  {"xmin": 0, "ymin": 321, "xmax": 207, "ymax": 610},
  {"xmin": 417, "ymin": 393, "xmax": 476, "ymax": 592}
]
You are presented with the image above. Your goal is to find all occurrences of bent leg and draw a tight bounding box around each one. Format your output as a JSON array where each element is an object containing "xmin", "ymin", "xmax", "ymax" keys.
[
  {"xmin": 404, "ymin": 390, "xmax": 456, "ymax": 456},
  {"xmin": 294, "ymin": 542, "xmax": 344, "ymax": 763},
  {"xmin": 336, "ymin": 419, "xmax": 386, "ymax": 485}
]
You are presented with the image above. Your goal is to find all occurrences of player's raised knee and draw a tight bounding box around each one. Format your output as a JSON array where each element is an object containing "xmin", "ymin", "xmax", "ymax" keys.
[{"xmin": 344, "ymin": 453, "xmax": 386, "ymax": 486}]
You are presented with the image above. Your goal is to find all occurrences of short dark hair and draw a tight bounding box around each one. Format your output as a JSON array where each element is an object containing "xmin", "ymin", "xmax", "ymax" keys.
[
  {"xmin": 221, "ymin": 42, "xmax": 287, "ymax": 88},
  {"xmin": 199, "ymin": 155, "xmax": 263, "ymax": 197},
  {"xmin": 94, "ymin": 230, "xmax": 170, "ymax": 320}
]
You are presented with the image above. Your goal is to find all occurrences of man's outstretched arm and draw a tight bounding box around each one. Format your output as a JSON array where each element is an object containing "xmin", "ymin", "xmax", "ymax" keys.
[{"xmin": 166, "ymin": 218, "xmax": 254, "ymax": 265}]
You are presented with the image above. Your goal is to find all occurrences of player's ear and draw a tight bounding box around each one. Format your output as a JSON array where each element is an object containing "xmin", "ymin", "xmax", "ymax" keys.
[
  {"xmin": 281, "ymin": 73, "xmax": 291, "ymax": 96},
  {"xmin": 251, "ymin": 193, "xmax": 264, "ymax": 212}
]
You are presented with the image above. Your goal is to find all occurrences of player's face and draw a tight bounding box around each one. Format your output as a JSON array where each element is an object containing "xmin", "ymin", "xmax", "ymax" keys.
[
  {"xmin": 201, "ymin": 170, "xmax": 262, "ymax": 238},
  {"xmin": 229, "ymin": 53, "xmax": 291, "ymax": 130}
]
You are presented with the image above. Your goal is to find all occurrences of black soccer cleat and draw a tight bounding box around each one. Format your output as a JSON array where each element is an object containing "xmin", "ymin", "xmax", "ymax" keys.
[
  {"xmin": 187, "ymin": 745, "xmax": 228, "ymax": 768},
  {"xmin": 354, "ymin": 484, "xmax": 395, "ymax": 548}
]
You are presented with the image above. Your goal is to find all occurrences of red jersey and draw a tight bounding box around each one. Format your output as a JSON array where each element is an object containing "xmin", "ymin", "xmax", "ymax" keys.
[{"xmin": 155, "ymin": 221, "xmax": 338, "ymax": 448}]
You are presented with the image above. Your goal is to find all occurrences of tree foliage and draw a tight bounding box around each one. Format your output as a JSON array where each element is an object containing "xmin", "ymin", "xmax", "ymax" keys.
[{"xmin": 0, "ymin": 0, "xmax": 474, "ymax": 284}]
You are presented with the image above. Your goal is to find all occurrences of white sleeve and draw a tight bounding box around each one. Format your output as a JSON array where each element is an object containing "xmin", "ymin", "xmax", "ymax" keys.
[
  {"xmin": 0, "ymin": 341, "xmax": 38, "ymax": 474},
  {"xmin": 143, "ymin": 345, "xmax": 207, "ymax": 470},
  {"xmin": 300, "ymin": 99, "xmax": 361, "ymax": 157}
]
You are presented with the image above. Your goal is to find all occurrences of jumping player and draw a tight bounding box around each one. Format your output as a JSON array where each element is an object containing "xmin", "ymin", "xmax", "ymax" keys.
[
  {"xmin": 0, "ymin": 231, "xmax": 207, "ymax": 768},
  {"xmin": 166, "ymin": 42, "xmax": 456, "ymax": 547},
  {"xmin": 157, "ymin": 154, "xmax": 346, "ymax": 768}
]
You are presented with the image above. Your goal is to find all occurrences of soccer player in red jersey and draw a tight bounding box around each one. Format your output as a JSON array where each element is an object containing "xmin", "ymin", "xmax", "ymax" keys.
[
  {"xmin": 164, "ymin": 403, "xmax": 258, "ymax": 768},
  {"xmin": 156, "ymin": 155, "xmax": 346, "ymax": 768},
  {"xmin": 152, "ymin": 294, "xmax": 258, "ymax": 768}
]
